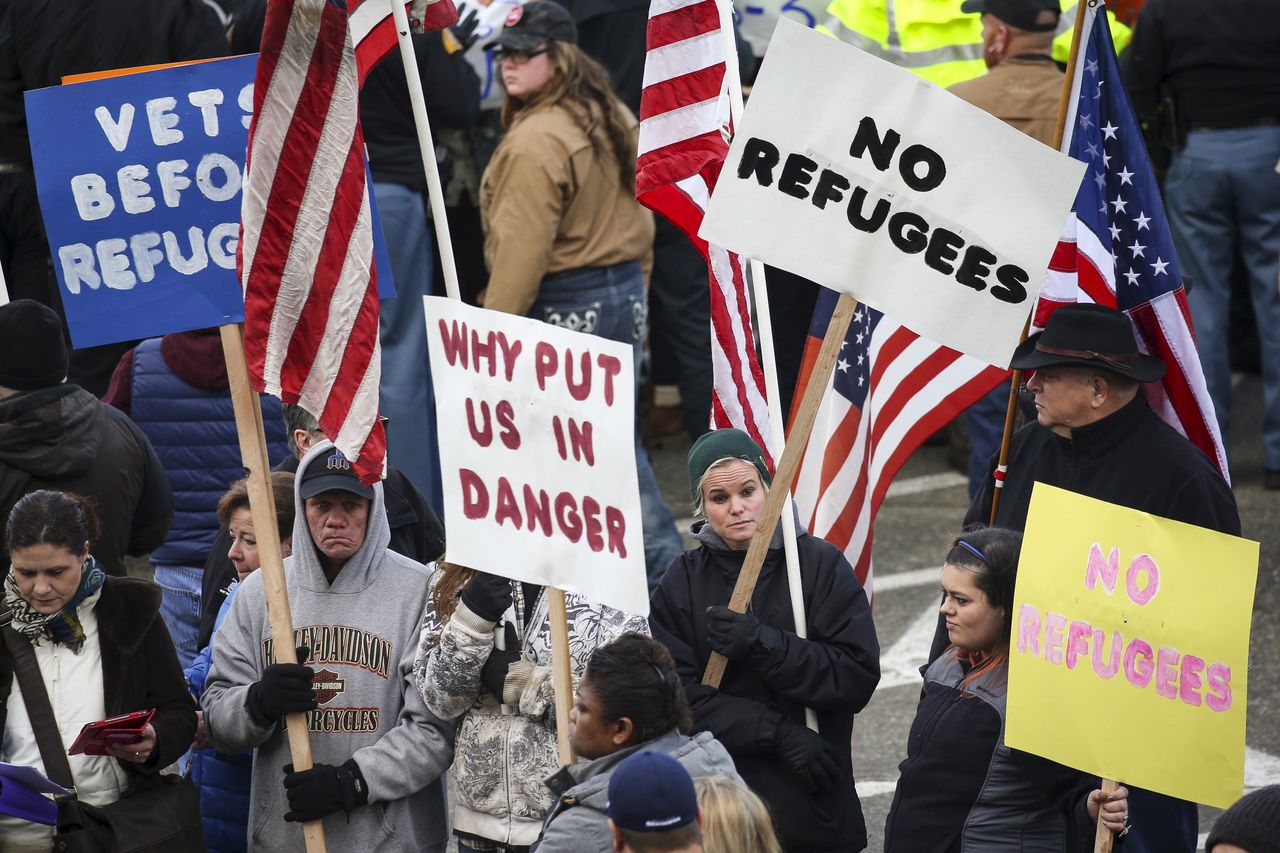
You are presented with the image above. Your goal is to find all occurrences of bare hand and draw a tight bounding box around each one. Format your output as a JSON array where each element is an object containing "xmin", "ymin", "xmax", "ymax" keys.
[
  {"xmin": 191, "ymin": 711, "xmax": 209, "ymax": 751},
  {"xmin": 1087, "ymin": 785, "xmax": 1130, "ymax": 833},
  {"xmin": 108, "ymin": 723, "xmax": 157, "ymax": 765}
]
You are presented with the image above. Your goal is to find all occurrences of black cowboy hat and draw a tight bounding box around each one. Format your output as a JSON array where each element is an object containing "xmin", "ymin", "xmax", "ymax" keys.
[{"xmin": 1010, "ymin": 303, "xmax": 1166, "ymax": 383}]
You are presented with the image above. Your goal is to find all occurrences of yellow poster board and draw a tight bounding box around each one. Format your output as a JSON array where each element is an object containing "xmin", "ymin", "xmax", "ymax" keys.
[{"xmin": 1005, "ymin": 483, "xmax": 1258, "ymax": 809}]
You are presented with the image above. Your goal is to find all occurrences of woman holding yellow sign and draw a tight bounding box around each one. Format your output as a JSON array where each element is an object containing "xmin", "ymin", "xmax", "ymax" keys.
[{"xmin": 884, "ymin": 526, "xmax": 1131, "ymax": 851}]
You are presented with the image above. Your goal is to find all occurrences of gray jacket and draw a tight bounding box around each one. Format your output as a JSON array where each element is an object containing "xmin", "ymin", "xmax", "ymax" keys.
[
  {"xmin": 203, "ymin": 442, "xmax": 455, "ymax": 852},
  {"xmin": 533, "ymin": 731, "xmax": 743, "ymax": 853}
]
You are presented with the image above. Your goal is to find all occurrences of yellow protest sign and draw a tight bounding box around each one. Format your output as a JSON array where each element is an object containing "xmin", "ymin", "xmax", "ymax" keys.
[{"xmin": 1005, "ymin": 483, "xmax": 1258, "ymax": 809}]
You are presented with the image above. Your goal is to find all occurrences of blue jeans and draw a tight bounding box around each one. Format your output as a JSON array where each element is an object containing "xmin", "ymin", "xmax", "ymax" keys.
[
  {"xmin": 373, "ymin": 181, "xmax": 445, "ymax": 514},
  {"xmin": 530, "ymin": 262, "xmax": 685, "ymax": 589},
  {"xmin": 1166, "ymin": 127, "xmax": 1280, "ymax": 471},
  {"xmin": 965, "ymin": 380, "xmax": 1012, "ymax": 499},
  {"xmin": 154, "ymin": 564, "xmax": 202, "ymax": 671}
]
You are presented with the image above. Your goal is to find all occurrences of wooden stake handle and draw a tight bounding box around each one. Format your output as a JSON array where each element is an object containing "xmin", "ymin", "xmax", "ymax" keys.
[
  {"xmin": 1093, "ymin": 778, "xmax": 1119, "ymax": 853},
  {"xmin": 548, "ymin": 588, "xmax": 576, "ymax": 766},
  {"xmin": 220, "ymin": 325, "xmax": 326, "ymax": 852},
  {"xmin": 702, "ymin": 293, "xmax": 858, "ymax": 689}
]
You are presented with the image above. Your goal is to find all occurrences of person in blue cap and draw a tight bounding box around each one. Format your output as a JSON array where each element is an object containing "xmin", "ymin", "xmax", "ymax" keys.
[{"xmin": 605, "ymin": 751, "xmax": 703, "ymax": 853}]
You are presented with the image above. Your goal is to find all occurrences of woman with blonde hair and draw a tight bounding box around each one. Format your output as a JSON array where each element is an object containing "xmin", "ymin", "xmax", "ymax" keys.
[
  {"xmin": 478, "ymin": 0, "xmax": 682, "ymax": 587},
  {"xmin": 695, "ymin": 775, "xmax": 782, "ymax": 853}
]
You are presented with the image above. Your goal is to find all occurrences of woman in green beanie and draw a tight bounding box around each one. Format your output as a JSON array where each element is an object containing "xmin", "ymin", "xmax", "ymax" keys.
[{"xmin": 649, "ymin": 429, "xmax": 881, "ymax": 853}]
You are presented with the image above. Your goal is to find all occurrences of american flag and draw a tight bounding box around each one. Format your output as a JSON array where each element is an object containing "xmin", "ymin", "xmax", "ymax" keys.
[
  {"xmin": 790, "ymin": 290, "xmax": 1007, "ymax": 596},
  {"xmin": 240, "ymin": 0, "xmax": 394, "ymax": 483},
  {"xmin": 348, "ymin": 0, "xmax": 459, "ymax": 83},
  {"xmin": 636, "ymin": 0, "xmax": 772, "ymax": 461},
  {"xmin": 1041, "ymin": 1, "xmax": 1228, "ymax": 477}
]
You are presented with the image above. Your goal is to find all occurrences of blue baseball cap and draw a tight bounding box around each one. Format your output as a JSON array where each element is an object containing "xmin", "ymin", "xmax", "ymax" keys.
[
  {"xmin": 299, "ymin": 448, "xmax": 374, "ymax": 501},
  {"xmin": 606, "ymin": 752, "xmax": 698, "ymax": 832}
]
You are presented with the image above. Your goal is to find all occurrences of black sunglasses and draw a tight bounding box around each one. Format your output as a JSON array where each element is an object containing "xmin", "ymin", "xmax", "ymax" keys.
[{"xmin": 493, "ymin": 46, "xmax": 549, "ymax": 64}]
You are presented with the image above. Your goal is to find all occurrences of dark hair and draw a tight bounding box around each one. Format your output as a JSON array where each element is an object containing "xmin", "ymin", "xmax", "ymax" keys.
[
  {"xmin": 584, "ymin": 633, "xmax": 693, "ymax": 744},
  {"xmin": 6, "ymin": 490, "xmax": 101, "ymax": 555},
  {"xmin": 619, "ymin": 823, "xmax": 702, "ymax": 853},
  {"xmin": 282, "ymin": 403, "xmax": 322, "ymax": 458},
  {"xmin": 945, "ymin": 525, "xmax": 1022, "ymax": 684},
  {"xmin": 216, "ymin": 472, "xmax": 296, "ymax": 541}
]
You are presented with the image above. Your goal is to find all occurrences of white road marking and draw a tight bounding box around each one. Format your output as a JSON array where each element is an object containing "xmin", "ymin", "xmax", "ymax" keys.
[
  {"xmin": 875, "ymin": 566, "xmax": 941, "ymax": 593},
  {"xmin": 885, "ymin": 470, "xmax": 969, "ymax": 498},
  {"xmin": 875, "ymin": 604, "xmax": 938, "ymax": 691},
  {"xmin": 855, "ymin": 780, "xmax": 899, "ymax": 799}
]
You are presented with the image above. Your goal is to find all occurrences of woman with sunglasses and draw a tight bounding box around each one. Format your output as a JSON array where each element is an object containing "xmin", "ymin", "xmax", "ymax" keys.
[
  {"xmin": 884, "ymin": 526, "xmax": 1131, "ymax": 852},
  {"xmin": 478, "ymin": 0, "xmax": 683, "ymax": 589}
]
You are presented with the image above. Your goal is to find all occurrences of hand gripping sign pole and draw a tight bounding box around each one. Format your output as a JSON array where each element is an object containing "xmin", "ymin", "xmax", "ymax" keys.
[
  {"xmin": 703, "ymin": 293, "xmax": 858, "ymax": 689},
  {"xmin": 388, "ymin": 0, "xmax": 576, "ymax": 763},
  {"xmin": 713, "ymin": 0, "xmax": 818, "ymax": 733},
  {"xmin": 220, "ymin": 325, "xmax": 326, "ymax": 852}
]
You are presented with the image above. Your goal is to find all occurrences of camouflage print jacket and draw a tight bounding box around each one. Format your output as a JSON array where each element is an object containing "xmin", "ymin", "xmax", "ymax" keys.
[{"xmin": 414, "ymin": 578, "xmax": 648, "ymax": 847}]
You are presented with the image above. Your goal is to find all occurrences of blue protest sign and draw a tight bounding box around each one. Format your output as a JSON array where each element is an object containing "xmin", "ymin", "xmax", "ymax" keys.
[{"xmin": 25, "ymin": 55, "xmax": 396, "ymax": 349}]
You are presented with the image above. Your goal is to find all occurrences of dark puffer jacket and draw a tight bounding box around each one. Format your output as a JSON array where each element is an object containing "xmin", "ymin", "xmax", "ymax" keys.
[
  {"xmin": 885, "ymin": 651, "xmax": 1095, "ymax": 852},
  {"xmin": 649, "ymin": 525, "xmax": 881, "ymax": 853},
  {"xmin": 0, "ymin": 385, "xmax": 172, "ymax": 575}
]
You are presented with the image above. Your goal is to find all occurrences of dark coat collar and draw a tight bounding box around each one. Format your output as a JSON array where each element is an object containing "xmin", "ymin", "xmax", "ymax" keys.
[
  {"xmin": 1052, "ymin": 393, "xmax": 1149, "ymax": 460},
  {"xmin": 96, "ymin": 577, "xmax": 162, "ymax": 655}
]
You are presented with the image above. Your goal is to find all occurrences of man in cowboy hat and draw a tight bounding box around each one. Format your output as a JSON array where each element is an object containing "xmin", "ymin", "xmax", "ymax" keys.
[{"xmin": 955, "ymin": 302, "xmax": 1239, "ymax": 853}]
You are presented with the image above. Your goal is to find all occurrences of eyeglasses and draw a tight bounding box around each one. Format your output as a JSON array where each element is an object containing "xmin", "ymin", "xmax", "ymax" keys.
[{"xmin": 493, "ymin": 47, "xmax": 548, "ymax": 65}]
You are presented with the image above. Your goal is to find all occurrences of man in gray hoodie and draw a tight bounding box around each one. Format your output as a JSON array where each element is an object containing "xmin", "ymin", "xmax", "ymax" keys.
[{"xmin": 203, "ymin": 441, "xmax": 454, "ymax": 851}]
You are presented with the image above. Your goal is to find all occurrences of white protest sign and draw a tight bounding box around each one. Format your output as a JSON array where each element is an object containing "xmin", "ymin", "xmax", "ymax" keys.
[
  {"xmin": 424, "ymin": 296, "xmax": 648, "ymax": 615},
  {"xmin": 700, "ymin": 19, "xmax": 1087, "ymax": 367}
]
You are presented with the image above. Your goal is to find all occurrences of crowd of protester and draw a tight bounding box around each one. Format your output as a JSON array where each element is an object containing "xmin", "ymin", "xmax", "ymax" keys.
[{"xmin": 0, "ymin": 0, "xmax": 1275, "ymax": 851}]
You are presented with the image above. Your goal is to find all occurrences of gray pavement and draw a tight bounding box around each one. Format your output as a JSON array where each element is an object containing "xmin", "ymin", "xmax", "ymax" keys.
[{"xmin": 647, "ymin": 373, "xmax": 1278, "ymax": 852}]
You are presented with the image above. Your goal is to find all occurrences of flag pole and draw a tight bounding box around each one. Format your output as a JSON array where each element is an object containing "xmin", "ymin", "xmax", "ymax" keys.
[
  {"xmin": 704, "ymin": 293, "xmax": 858, "ymax": 689},
  {"xmin": 988, "ymin": 0, "xmax": 1091, "ymax": 527},
  {"xmin": 388, "ymin": 0, "xmax": 463, "ymax": 301},
  {"xmin": 713, "ymin": 0, "xmax": 818, "ymax": 733},
  {"xmin": 220, "ymin": 324, "xmax": 326, "ymax": 853}
]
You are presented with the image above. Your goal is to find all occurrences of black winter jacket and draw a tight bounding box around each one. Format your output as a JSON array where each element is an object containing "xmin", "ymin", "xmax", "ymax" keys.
[
  {"xmin": 885, "ymin": 652, "xmax": 1093, "ymax": 852},
  {"xmin": 0, "ymin": 576, "xmax": 198, "ymax": 775},
  {"xmin": 649, "ymin": 525, "xmax": 880, "ymax": 853},
  {"xmin": 196, "ymin": 455, "xmax": 445, "ymax": 648},
  {"xmin": 0, "ymin": 385, "xmax": 173, "ymax": 576}
]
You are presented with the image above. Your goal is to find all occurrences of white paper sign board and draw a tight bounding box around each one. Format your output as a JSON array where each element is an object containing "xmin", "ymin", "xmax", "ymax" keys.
[
  {"xmin": 700, "ymin": 19, "xmax": 1087, "ymax": 367},
  {"xmin": 424, "ymin": 296, "xmax": 648, "ymax": 615}
]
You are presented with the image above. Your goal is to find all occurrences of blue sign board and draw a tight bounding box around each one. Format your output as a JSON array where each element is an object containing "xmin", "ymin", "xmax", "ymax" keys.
[{"xmin": 26, "ymin": 54, "xmax": 395, "ymax": 349}]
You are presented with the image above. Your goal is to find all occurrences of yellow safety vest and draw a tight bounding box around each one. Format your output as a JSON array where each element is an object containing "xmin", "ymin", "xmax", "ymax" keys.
[
  {"xmin": 818, "ymin": 0, "xmax": 1130, "ymax": 89},
  {"xmin": 818, "ymin": 0, "xmax": 986, "ymax": 89},
  {"xmin": 1053, "ymin": 0, "xmax": 1132, "ymax": 64}
]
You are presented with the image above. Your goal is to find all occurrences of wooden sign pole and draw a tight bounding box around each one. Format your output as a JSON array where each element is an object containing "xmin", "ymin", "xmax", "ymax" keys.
[
  {"xmin": 1093, "ymin": 778, "xmax": 1119, "ymax": 852},
  {"xmin": 547, "ymin": 588, "xmax": 577, "ymax": 765},
  {"xmin": 220, "ymin": 324, "xmax": 326, "ymax": 852},
  {"xmin": 703, "ymin": 292, "xmax": 858, "ymax": 688}
]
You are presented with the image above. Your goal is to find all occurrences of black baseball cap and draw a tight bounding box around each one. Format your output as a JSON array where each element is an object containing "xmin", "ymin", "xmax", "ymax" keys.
[
  {"xmin": 960, "ymin": 0, "xmax": 1060, "ymax": 32},
  {"xmin": 606, "ymin": 752, "xmax": 698, "ymax": 833},
  {"xmin": 299, "ymin": 448, "xmax": 375, "ymax": 501},
  {"xmin": 492, "ymin": 1, "xmax": 577, "ymax": 52}
]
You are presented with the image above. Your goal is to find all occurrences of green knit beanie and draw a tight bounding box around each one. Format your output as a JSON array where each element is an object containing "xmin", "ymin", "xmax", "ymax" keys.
[{"xmin": 687, "ymin": 429, "xmax": 772, "ymax": 502}]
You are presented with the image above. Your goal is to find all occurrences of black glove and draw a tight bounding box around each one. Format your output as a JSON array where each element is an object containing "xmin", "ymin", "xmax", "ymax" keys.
[
  {"xmin": 774, "ymin": 719, "xmax": 841, "ymax": 794},
  {"xmin": 480, "ymin": 622, "xmax": 520, "ymax": 698},
  {"xmin": 705, "ymin": 605, "xmax": 762, "ymax": 661},
  {"xmin": 283, "ymin": 759, "xmax": 369, "ymax": 822},
  {"xmin": 451, "ymin": 8, "xmax": 481, "ymax": 52},
  {"xmin": 461, "ymin": 572, "xmax": 513, "ymax": 622},
  {"xmin": 246, "ymin": 647, "xmax": 317, "ymax": 725}
]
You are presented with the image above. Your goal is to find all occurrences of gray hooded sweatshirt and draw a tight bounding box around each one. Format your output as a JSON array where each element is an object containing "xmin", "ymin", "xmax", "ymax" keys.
[
  {"xmin": 203, "ymin": 442, "xmax": 454, "ymax": 852},
  {"xmin": 533, "ymin": 730, "xmax": 743, "ymax": 853}
]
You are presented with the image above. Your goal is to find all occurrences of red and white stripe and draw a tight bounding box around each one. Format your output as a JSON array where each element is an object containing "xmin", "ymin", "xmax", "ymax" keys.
[
  {"xmin": 240, "ymin": 0, "xmax": 386, "ymax": 483},
  {"xmin": 792, "ymin": 324, "xmax": 1006, "ymax": 599},
  {"xmin": 349, "ymin": 0, "xmax": 460, "ymax": 82},
  {"xmin": 637, "ymin": 0, "xmax": 772, "ymax": 461}
]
